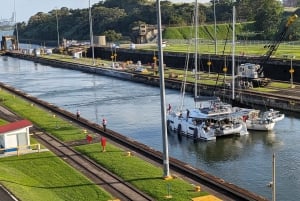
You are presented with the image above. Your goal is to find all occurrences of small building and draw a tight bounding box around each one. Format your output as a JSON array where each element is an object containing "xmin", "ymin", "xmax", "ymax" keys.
[
  {"xmin": 72, "ymin": 50, "xmax": 83, "ymax": 59},
  {"xmin": 34, "ymin": 48, "xmax": 41, "ymax": 57},
  {"xmin": 0, "ymin": 120, "xmax": 32, "ymax": 152}
]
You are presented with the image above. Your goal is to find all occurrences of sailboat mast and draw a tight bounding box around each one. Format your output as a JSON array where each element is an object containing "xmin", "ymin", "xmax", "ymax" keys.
[
  {"xmin": 232, "ymin": 5, "xmax": 236, "ymax": 100},
  {"xmin": 194, "ymin": 0, "xmax": 199, "ymax": 102}
]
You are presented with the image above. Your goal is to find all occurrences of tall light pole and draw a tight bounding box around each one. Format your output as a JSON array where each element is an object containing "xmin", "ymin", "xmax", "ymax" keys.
[
  {"xmin": 156, "ymin": 0, "xmax": 170, "ymax": 179},
  {"xmin": 89, "ymin": 0, "xmax": 95, "ymax": 65},
  {"xmin": 13, "ymin": 0, "xmax": 19, "ymax": 50},
  {"xmin": 55, "ymin": 8, "xmax": 60, "ymax": 47}
]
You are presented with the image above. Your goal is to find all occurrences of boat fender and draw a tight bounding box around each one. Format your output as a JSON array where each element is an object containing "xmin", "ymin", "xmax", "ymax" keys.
[
  {"xmin": 193, "ymin": 128, "xmax": 198, "ymax": 139},
  {"xmin": 177, "ymin": 124, "xmax": 182, "ymax": 135},
  {"xmin": 167, "ymin": 120, "xmax": 172, "ymax": 134}
]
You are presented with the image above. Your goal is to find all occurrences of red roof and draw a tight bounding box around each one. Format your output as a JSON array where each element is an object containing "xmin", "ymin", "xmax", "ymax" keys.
[{"xmin": 0, "ymin": 120, "xmax": 33, "ymax": 134}]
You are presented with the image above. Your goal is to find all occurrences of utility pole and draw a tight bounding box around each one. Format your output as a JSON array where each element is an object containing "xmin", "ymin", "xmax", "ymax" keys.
[
  {"xmin": 89, "ymin": 0, "xmax": 95, "ymax": 65},
  {"xmin": 13, "ymin": 0, "xmax": 19, "ymax": 50},
  {"xmin": 156, "ymin": 0, "xmax": 170, "ymax": 179},
  {"xmin": 55, "ymin": 8, "xmax": 60, "ymax": 48}
]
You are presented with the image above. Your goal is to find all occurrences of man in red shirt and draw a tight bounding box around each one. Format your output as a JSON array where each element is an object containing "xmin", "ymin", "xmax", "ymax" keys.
[{"xmin": 101, "ymin": 136, "xmax": 106, "ymax": 152}]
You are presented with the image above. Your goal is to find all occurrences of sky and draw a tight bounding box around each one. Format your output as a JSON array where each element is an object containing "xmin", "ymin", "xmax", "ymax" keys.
[{"xmin": 1, "ymin": 0, "xmax": 210, "ymax": 23}]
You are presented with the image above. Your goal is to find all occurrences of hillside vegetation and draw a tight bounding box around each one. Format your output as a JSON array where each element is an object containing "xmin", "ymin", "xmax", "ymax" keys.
[
  {"xmin": 15, "ymin": 0, "xmax": 300, "ymax": 44},
  {"xmin": 163, "ymin": 22, "xmax": 254, "ymax": 40}
]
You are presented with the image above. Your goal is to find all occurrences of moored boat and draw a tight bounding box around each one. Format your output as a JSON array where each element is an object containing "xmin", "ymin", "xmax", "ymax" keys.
[
  {"xmin": 262, "ymin": 108, "xmax": 285, "ymax": 122},
  {"xmin": 167, "ymin": 107, "xmax": 216, "ymax": 141},
  {"xmin": 244, "ymin": 109, "xmax": 275, "ymax": 131}
]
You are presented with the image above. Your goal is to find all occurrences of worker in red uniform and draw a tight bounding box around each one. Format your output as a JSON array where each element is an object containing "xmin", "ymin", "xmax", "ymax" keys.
[
  {"xmin": 86, "ymin": 134, "xmax": 92, "ymax": 143},
  {"xmin": 101, "ymin": 136, "xmax": 106, "ymax": 152}
]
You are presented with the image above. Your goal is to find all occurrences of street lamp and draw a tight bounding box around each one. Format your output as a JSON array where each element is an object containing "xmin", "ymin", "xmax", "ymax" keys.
[
  {"xmin": 156, "ymin": 0, "xmax": 170, "ymax": 179},
  {"xmin": 89, "ymin": 0, "xmax": 95, "ymax": 65},
  {"xmin": 55, "ymin": 8, "xmax": 60, "ymax": 47}
]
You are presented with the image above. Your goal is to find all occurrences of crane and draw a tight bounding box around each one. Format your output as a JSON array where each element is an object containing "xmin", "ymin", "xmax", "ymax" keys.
[
  {"xmin": 257, "ymin": 14, "xmax": 298, "ymax": 76},
  {"xmin": 237, "ymin": 13, "xmax": 298, "ymax": 87}
]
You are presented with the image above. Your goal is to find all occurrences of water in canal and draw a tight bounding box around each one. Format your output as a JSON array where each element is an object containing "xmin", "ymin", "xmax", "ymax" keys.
[{"xmin": 1, "ymin": 56, "xmax": 299, "ymax": 201}]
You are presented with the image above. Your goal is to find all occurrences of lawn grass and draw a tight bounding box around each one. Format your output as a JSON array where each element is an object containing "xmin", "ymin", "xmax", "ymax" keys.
[
  {"xmin": 75, "ymin": 143, "xmax": 207, "ymax": 201},
  {"xmin": 43, "ymin": 54, "xmax": 111, "ymax": 67},
  {"xmin": 0, "ymin": 90, "xmax": 84, "ymax": 142},
  {"xmin": 0, "ymin": 87, "xmax": 212, "ymax": 200},
  {"xmin": 0, "ymin": 118, "xmax": 8, "ymax": 125},
  {"xmin": 0, "ymin": 152, "xmax": 113, "ymax": 201},
  {"xmin": 269, "ymin": 81, "xmax": 291, "ymax": 88}
]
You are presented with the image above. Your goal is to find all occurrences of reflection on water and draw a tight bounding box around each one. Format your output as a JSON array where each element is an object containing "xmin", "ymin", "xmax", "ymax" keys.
[{"xmin": 0, "ymin": 56, "xmax": 299, "ymax": 200}]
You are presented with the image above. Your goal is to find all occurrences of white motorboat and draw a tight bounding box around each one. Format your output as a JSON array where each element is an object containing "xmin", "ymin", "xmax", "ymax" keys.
[
  {"xmin": 262, "ymin": 109, "xmax": 285, "ymax": 122},
  {"xmin": 246, "ymin": 119, "xmax": 275, "ymax": 131},
  {"xmin": 244, "ymin": 110, "xmax": 275, "ymax": 131}
]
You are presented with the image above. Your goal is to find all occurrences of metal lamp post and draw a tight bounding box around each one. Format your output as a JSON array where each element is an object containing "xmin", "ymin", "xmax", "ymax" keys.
[
  {"xmin": 55, "ymin": 8, "xmax": 60, "ymax": 47},
  {"xmin": 89, "ymin": 0, "xmax": 95, "ymax": 65},
  {"xmin": 156, "ymin": 0, "xmax": 170, "ymax": 179}
]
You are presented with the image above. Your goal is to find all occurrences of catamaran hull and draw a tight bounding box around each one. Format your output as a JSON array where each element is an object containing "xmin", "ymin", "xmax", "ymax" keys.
[{"xmin": 167, "ymin": 117, "xmax": 216, "ymax": 141}]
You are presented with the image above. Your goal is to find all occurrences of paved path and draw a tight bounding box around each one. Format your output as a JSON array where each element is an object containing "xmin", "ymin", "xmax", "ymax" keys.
[{"xmin": 0, "ymin": 185, "xmax": 18, "ymax": 201}]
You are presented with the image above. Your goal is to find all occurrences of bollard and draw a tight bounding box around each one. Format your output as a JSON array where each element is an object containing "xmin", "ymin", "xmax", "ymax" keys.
[{"xmin": 195, "ymin": 185, "xmax": 201, "ymax": 192}]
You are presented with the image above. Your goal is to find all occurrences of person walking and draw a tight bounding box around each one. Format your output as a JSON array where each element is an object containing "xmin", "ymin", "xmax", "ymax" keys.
[
  {"xmin": 167, "ymin": 104, "xmax": 172, "ymax": 113},
  {"xmin": 102, "ymin": 118, "xmax": 107, "ymax": 131},
  {"xmin": 76, "ymin": 110, "xmax": 80, "ymax": 119},
  {"xmin": 100, "ymin": 136, "xmax": 106, "ymax": 152}
]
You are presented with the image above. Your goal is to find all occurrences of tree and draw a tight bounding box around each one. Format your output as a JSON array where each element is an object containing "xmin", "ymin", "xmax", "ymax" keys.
[
  {"xmin": 102, "ymin": 30, "xmax": 122, "ymax": 42},
  {"xmin": 253, "ymin": 0, "xmax": 284, "ymax": 40}
]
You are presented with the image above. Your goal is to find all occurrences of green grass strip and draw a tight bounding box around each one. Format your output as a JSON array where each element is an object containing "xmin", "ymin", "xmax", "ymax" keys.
[
  {"xmin": 0, "ymin": 89, "xmax": 84, "ymax": 142},
  {"xmin": 75, "ymin": 143, "xmax": 207, "ymax": 201},
  {"xmin": 0, "ymin": 152, "xmax": 112, "ymax": 201}
]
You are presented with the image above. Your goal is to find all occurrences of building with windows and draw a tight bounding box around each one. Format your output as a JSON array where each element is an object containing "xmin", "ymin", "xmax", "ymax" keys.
[{"xmin": 0, "ymin": 120, "xmax": 32, "ymax": 152}]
